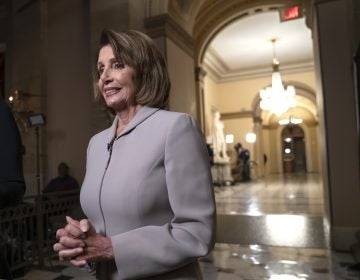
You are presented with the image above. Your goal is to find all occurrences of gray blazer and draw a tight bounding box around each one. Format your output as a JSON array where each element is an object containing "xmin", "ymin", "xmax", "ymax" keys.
[{"xmin": 80, "ymin": 106, "xmax": 216, "ymax": 280}]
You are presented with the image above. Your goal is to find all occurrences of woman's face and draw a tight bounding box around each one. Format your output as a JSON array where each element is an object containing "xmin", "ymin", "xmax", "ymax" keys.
[{"xmin": 97, "ymin": 45, "xmax": 137, "ymax": 112}]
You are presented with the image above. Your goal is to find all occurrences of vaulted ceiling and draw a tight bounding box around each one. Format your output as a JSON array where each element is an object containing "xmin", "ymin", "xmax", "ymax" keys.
[
  {"xmin": 200, "ymin": 8, "xmax": 317, "ymax": 125},
  {"xmin": 203, "ymin": 10, "xmax": 313, "ymax": 82}
]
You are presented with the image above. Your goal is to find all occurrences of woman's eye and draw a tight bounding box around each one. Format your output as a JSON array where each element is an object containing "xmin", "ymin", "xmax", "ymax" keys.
[
  {"xmin": 98, "ymin": 67, "xmax": 104, "ymax": 75},
  {"xmin": 114, "ymin": 62, "xmax": 124, "ymax": 69}
]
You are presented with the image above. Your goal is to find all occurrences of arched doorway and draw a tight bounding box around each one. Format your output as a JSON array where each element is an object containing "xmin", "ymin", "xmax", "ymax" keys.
[
  {"xmin": 281, "ymin": 125, "xmax": 307, "ymax": 173},
  {"xmin": 192, "ymin": 1, "xmax": 318, "ymax": 176}
]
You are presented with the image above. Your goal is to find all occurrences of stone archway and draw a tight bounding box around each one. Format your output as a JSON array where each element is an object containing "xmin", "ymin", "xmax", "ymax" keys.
[
  {"xmin": 191, "ymin": 0, "xmax": 315, "ymax": 178},
  {"xmin": 191, "ymin": 0, "xmax": 302, "ymax": 132},
  {"xmin": 193, "ymin": 0, "xmax": 296, "ymax": 65}
]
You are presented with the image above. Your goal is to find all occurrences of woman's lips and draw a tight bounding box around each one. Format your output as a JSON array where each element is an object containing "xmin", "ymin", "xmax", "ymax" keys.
[{"xmin": 104, "ymin": 87, "xmax": 121, "ymax": 97}]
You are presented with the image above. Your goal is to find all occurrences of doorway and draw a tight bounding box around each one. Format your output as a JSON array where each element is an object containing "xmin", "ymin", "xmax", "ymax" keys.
[{"xmin": 282, "ymin": 125, "xmax": 307, "ymax": 173}]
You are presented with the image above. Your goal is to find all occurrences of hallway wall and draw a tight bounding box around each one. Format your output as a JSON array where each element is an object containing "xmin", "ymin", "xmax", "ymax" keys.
[
  {"xmin": 203, "ymin": 75, "xmax": 220, "ymax": 136},
  {"xmin": 310, "ymin": 0, "xmax": 360, "ymax": 250},
  {"xmin": 202, "ymin": 69, "xmax": 320, "ymax": 174},
  {"xmin": 45, "ymin": 0, "xmax": 93, "ymax": 188},
  {"xmin": 167, "ymin": 39, "xmax": 197, "ymax": 117}
]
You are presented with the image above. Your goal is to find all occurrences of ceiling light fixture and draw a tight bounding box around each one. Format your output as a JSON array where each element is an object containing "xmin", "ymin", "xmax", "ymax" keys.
[{"xmin": 259, "ymin": 38, "xmax": 297, "ymax": 116}]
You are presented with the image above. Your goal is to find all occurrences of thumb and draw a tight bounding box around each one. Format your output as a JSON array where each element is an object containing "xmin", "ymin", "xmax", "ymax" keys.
[
  {"xmin": 79, "ymin": 219, "xmax": 94, "ymax": 234},
  {"xmin": 66, "ymin": 216, "xmax": 80, "ymax": 227}
]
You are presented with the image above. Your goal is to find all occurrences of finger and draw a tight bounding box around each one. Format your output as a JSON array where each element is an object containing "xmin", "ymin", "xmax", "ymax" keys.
[
  {"xmin": 79, "ymin": 219, "xmax": 91, "ymax": 233},
  {"xmin": 53, "ymin": 242, "xmax": 68, "ymax": 252},
  {"xmin": 65, "ymin": 216, "xmax": 87, "ymax": 238},
  {"xmin": 64, "ymin": 223, "xmax": 86, "ymax": 239},
  {"xmin": 70, "ymin": 259, "xmax": 87, "ymax": 267},
  {"xmin": 58, "ymin": 247, "xmax": 84, "ymax": 260},
  {"xmin": 66, "ymin": 216, "xmax": 80, "ymax": 227},
  {"xmin": 56, "ymin": 228, "xmax": 69, "ymax": 240},
  {"xmin": 59, "ymin": 236, "xmax": 85, "ymax": 248}
]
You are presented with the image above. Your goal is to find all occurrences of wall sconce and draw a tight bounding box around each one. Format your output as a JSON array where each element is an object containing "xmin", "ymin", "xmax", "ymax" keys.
[
  {"xmin": 246, "ymin": 133, "xmax": 256, "ymax": 143},
  {"xmin": 225, "ymin": 134, "xmax": 234, "ymax": 144},
  {"xmin": 8, "ymin": 89, "xmax": 23, "ymax": 111},
  {"xmin": 8, "ymin": 89, "xmax": 40, "ymax": 111}
]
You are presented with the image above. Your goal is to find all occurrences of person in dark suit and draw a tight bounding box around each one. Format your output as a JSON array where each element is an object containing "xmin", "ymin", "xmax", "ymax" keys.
[
  {"xmin": 0, "ymin": 98, "xmax": 26, "ymax": 280},
  {"xmin": 53, "ymin": 29, "xmax": 216, "ymax": 279},
  {"xmin": 42, "ymin": 162, "xmax": 79, "ymax": 193},
  {"xmin": 235, "ymin": 142, "xmax": 251, "ymax": 182}
]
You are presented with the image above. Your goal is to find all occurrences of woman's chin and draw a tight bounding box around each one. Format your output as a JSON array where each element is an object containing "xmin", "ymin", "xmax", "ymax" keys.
[{"xmin": 106, "ymin": 100, "xmax": 126, "ymax": 112}]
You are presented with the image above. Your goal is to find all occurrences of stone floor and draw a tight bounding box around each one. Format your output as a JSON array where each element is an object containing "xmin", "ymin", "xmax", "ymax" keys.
[{"xmin": 14, "ymin": 173, "xmax": 360, "ymax": 280}]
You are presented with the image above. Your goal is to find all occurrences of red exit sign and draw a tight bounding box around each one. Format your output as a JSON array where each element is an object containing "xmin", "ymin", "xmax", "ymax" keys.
[{"xmin": 279, "ymin": 5, "xmax": 303, "ymax": 22}]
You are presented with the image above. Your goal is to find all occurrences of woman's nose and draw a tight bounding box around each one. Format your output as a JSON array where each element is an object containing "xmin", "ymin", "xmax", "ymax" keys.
[{"xmin": 100, "ymin": 68, "xmax": 112, "ymax": 83}]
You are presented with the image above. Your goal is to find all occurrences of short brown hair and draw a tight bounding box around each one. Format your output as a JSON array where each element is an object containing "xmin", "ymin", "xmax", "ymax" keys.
[{"xmin": 93, "ymin": 29, "xmax": 170, "ymax": 109}]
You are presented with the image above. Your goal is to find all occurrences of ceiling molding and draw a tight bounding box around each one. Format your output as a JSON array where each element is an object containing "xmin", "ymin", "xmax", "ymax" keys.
[
  {"xmin": 205, "ymin": 46, "xmax": 229, "ymax": 73},
  {"xmin": 145, "ymin": 14, "xmax": 195, "ymax": 57},
  {"xmin": 220, "ymin": 110, "xmax": 253, "ymax": 120},
  {"xmin": 203, "ymin": 58, "xmax": 314, "ymax": 83},
  {"xmin": 168, "ymin": 0, "xmax": 204, "ymax": 34},
  {"xmin": 145, "ymin": 0, "xmax": 169, "ymax": 18},
  {"xmin": 263, "ymin": 120, "xmax": 318, "ymax": 129},
  {"xmin": 193, "ymin": 0, "xmax": 296, "ymax": 64}
]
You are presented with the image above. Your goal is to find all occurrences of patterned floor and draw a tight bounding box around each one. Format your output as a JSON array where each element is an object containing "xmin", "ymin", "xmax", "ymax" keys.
[{"xmin": 14, "ymin": 173, "xmax": 360, "ymax": 280}]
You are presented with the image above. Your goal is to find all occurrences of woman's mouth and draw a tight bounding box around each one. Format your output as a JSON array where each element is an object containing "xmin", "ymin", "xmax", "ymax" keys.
[{"xmin": 104, "ymin": 87, "xmax": 121, "ymax": 97}]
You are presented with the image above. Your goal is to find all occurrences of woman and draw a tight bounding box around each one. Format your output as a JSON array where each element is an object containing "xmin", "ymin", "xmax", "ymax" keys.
[{"xmin": 53, "ymin": 29, "xmax": 216, "ymax": 280}]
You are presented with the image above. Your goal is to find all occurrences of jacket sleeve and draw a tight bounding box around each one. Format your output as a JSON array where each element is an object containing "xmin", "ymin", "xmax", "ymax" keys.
[
  {"xmin": 0, "ymin": 101, "xmax": 25, "ymax": 208},
  {"xmin": 110, "ymin": 114, "xmax": 216, "ymax": 279}
]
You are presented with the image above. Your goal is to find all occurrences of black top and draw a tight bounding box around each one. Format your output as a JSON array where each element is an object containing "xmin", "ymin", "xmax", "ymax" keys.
[
  {"xmin": 0, "ymin": 98, "xmax": 25, "ymax": 209},
  {"xmin": 0, "ymin": 99, "xmax": 25, "ymax": 184}
]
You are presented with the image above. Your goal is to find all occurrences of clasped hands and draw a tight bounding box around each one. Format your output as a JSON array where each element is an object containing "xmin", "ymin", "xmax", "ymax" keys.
[{"xmin": 53, "ymin": 216, "xmax": 114, "ymax": 267}]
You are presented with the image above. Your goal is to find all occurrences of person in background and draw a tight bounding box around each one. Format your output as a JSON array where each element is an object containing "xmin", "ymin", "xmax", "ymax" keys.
[
  {"xmin": 43, "ymin": 162, "xmax": 79, "ymax": 193},
  {"xmin": 206, "ymin": 143, "xmax": 215, "ymax": 167},
  {"xmin": 53, "ymin": 29, "xmax": 216, "ymax": 280},
  {"xmin": 0, "ymin": 98, "xmax": 26, "ymax": 280},
  {"xmin": 234, "ymin": 142, "xmax": 251, "ymax": 182}
]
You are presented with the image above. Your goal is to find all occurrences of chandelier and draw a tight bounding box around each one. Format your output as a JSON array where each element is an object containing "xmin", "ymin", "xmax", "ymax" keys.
[{"xmin": 259, "ymin": 38, "xmax": 296, "ymax": 116}]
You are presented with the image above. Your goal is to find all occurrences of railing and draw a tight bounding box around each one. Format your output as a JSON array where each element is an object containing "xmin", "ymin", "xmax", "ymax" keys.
[{"xmin": 0, "ymin": 190, "xmax": 82, "ymax": 275}]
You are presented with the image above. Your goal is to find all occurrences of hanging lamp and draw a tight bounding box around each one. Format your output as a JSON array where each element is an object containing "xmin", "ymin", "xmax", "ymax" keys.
[{"xmin": 259, "ymin": 38, "xmax": 296, "ymax": 116}]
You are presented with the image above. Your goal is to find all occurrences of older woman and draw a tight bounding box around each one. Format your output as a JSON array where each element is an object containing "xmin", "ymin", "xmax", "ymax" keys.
[{"xmin": 53, "ymin": 29, "xmax": 216, "ymax": 280}]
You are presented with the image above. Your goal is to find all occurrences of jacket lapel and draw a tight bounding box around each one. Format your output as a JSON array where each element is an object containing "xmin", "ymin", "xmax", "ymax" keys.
[{"xmin": 107, "ymin": 106, "xmax": 160, "ymax": 141}]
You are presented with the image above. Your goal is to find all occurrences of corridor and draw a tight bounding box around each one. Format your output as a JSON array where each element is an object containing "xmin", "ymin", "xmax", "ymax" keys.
[
  {"xmin": 202, "ymin": 173, "xmax": 358, "ymax": 280},
  {"xmin": 15, "ymin": 174, "xmax": 359, "ymax": 280}
]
